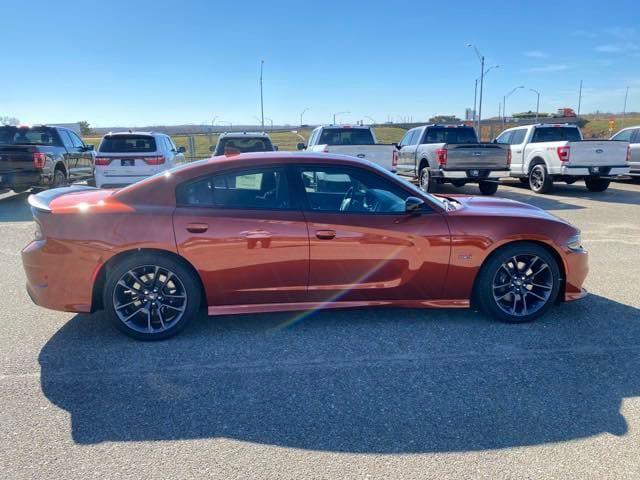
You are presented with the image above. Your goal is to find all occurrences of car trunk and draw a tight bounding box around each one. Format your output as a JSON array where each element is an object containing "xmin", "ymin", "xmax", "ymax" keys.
[
  {"xmin": 566, "ymin": 141, "xmax": 629, "ymax": 167},
  {"xmin": 444, "ymin": 144, "xmax": 508, "ymax": 170},
  {"xmin": 0, "ymin": 146, "xmax": 36, "ymax": 174}
]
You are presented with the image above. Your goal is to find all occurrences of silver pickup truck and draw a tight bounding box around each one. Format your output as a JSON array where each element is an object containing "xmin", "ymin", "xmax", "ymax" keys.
[{"xmin": 395, "ymin": 124, "xmax": 510, "ymax": 195}]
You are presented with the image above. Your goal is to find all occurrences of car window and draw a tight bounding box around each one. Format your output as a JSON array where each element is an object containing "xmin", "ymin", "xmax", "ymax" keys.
[
  {"xmin": 495, "ymin": 131, "xmax": 513, "ymax": 144},
  {"xmin": 100, "ymin": 135, "xmax": 157, "ymax": 153},
  {"xmin": 634, "ymin": 129, "xmax": 640, "ymax": 143},
  {"xmin": 424, "ymin": 127, "xmax": 477, "ymax": 144},
  {"xmin": 59, "ymin": 130, "xmax": 75, "ymax": 149},
  {"xmin": 67, "ymin": 131, "xmax": 85, "ymax": 149},
  {"xmin": 176, "ymin": 166, "xmax": 291, "ymax": 210},
  {"xmin": 299, "ymin": 165, "xmax": 412, "ymax": 214},
  {"xmin": 399, "ymin": 130, "xmax": 413, "ymax": 147},
  {"xmin": 215, "ymin": 137, "xmax": 273, "ymax": 155},
  {"xmin": 531, "ymin": 127, "xmax": 581, "ymax": 143},
  {"xmin": 318, "ymin": 128, "xmax": 375, "ymax": 145},
  {"xmin": 0, "ymin": 126, "xmax": 61, "ymax": 146},
  {"xmin": 611, "ymin": 129, "xmax": 634, "ymax": 142},
  {"xmin": 510, "ymin": 129, "xmax": 527, "ymax": 145}
]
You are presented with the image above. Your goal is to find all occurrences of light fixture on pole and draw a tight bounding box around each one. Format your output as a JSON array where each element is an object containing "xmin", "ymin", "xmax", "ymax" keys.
[
  {"xmin": 467, "ymin": 43, "xmax": 486, "ymax": 138},
  {"xmin": 529, "ymin": 88, "xmax": 541, "ymax": 123},
  {"xmin": 299, "ymin": 107, "xmax": 310, "ymax": 126},
  {"xmin": 259, "ymin": 60, "xmax": 265, "ymax": 130},
  {"xmin": 332, "ymin": 111, "xmax": 350, "ymax": 124},
  {"xmin": 503, "ymin": 86, "xmax": 524, "ymax": 128}
]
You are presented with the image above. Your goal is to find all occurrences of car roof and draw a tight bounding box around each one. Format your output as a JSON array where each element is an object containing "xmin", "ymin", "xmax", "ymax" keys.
[
  {"xmin": 103, "ymin": 131, "xmax": 161, "ymax": 137},
  {"xmin": 218, "ymin": 131, "xmax": 271, "ymax": 138}
]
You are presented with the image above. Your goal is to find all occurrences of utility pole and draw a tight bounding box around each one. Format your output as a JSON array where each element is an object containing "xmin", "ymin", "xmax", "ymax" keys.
[
  {"xmin": 503, "ymin": 86, "xmax": 524, "ymax": 129},
  {"xmin": 259, "ymin": 60, "xmax": 264, "ymax": 131},
  {"xmin": 577, "ymin": 80, "xmax": 583, "ymax": 117},
  {"xmin": 299, "ymin": 107, "xmax": 310, "ymax": 126},
  {"xmin": 530, "ymin": 89, "xmax": 541, "ymax": 123},
  {"xmin": 473, "ymin": 78, "xmax": 478, "ymax": 129},
  {"xmin": 622, "ymin": 86, "xmax": 630, "ymax": 127},
  {"xmin": 467, "ymin": 44, "xmax": 486, "ymax": 139},
  {"xmin": 332, "ymin": 111, "xmax": 349, "ymax": 124}
]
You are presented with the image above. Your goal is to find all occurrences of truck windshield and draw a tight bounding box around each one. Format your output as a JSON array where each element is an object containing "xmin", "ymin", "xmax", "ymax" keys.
[
  {"xmin": 318, "ymin": 128, "xmax": 375, "ymax": 145},
  {"xmin": 531, "ymin": 127, "xmax": 582, "ymax": 143},
  {"xmin": 99, "ymin": 135, "xmax": 157, "ymax": 153},
  {"xmin": 424, "ymin": 127, "xmax": 478, "ymax": 144},
  {"xmin": 0, "ymin": 126, "xmax": 60, "ymax": 146},
  {"xmin": 215, "ymin": 137, "xmax": 274, "ymax": 155}
]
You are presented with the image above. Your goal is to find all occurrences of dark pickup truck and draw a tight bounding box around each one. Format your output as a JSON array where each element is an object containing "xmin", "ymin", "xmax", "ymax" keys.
[{"xmin": 0, "ymin": 125, "xmax": 95, "ymax": 193}]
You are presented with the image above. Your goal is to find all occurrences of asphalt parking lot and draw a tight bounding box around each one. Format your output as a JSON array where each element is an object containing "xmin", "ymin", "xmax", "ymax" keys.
[{"xmin": 1, "ymin": 180, "xmax": 640, "ymax": 479}]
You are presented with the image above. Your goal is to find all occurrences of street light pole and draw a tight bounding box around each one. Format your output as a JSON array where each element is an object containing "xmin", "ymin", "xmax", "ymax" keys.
[
  {"xmin": 299, "ymin": 107, "xmax": 310, "ymax": 126},
  {"xmin": 265, "ymin": 117, "xmax": 273, "ymax": 131},
  {"xmin": 467, "ymin": 44, "xmax": 486, "ymax": 139},
  {"xmin": 503, "ymin": 86, "xmax": 524, "ymax": 129},
  {"xmin": 622, "ymin": 86, "xmax": 630, "ymax": 127},
  {"xmin": 259, "ymin": 60, "xmax": 264, "ymax": 131},
  {"xmin": 529, "ymin": 89, "xmax": 541, "ymax": 123},
  {"xmin": 472, "ymin": 64, "xmax": 500, "ymax": 130},
  {"xmin": 577, "ymin": 80, "xmax": 583, "ymax": 117},
  {"xmin": 332, "ymin": 111, "xmax": 350, "ymax": 124}
]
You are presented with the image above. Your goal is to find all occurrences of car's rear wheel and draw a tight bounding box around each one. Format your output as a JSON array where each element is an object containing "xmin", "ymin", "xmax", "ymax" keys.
[
  {"xmin": 103, "ymin": 253, "xmax": 201, "ymax": 340},
  {"xmin": 529, "ymin": 164, "xmax": 553, "ymax": 194},
  {"xmin": 478, "ymin": 180, "xmax": 499, "ymax": 195},
  {"xmin": 584, "ymin": 177, "xmax": 610, "ymax": 192},
  {"xmin": 474, "ymin": 242, "xmax": 561, "ymax": 323},
  {"xmin": 51, "ymin": 169, "xmax": 67, "ymax": 189}
]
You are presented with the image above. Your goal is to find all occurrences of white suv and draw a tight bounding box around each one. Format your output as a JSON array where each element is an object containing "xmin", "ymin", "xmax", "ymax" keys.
[{"xmin": 94, "ymin": 131, "xmax": 185, "ymax": 188}]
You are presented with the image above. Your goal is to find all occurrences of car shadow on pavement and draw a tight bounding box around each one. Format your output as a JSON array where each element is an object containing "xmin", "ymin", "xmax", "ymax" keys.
[
  {"xmin": 0, "ymin": 192, "xmax": 33, "ymax": 222},
  {"xmin": 39, "ymin": 293, "xmax": 640, "ymax": 452}
]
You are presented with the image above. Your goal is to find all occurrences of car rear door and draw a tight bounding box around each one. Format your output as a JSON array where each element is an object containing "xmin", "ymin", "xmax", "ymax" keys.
[
  {"xmin": 294, "ymin": 164, "xmax": 450, "ymax": 303},
  {"xmin": 66, "ymin": 130, "xmax": 93, "ymax": 179},
  {"xmin": 173, "ymin": 164, "xmax": 310, "ymax": 308},
  {"xmin": 396, "ymin": 129, "xmax": 418, "ymax": 176},
  {"xmin": 632, "ymin": 129, "xmax": 640, "ymax": 171},
  {"xmin": 58, "ymin": 130, "xmax": 79, "ymax": 178}
]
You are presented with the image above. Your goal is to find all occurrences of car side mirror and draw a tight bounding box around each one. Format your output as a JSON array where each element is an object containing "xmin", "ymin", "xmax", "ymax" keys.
[
  {"xmin": 274, "ymin": 145, "xmax": 279, "ymax": 151},
  {"xmin": 491, "ymin": 139, "xmax": 497, "ymax": 144},
  {"xmin": 297, "ymin": 142, "xmax": 306, "ymax": 150},
  {"xmin": 177, "ymin": 146, "xmax": 186, "ymax": 153},
  {"xmin": 209, "ymin": 145, "xmax": 216, "ymax": 152},
  {"xmin": 405, "ymin": 196, "xmax": 424, "ymax": 214},
  {"xmin": 85, "ymin": 144, "xmax": 94, "ymax": 151},
  {"xmin": 396, "ymin": 143, "xmax": 402, "ymax": 150}
]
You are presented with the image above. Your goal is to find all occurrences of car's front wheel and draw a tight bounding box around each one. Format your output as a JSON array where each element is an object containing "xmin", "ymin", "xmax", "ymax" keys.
[
  {"xmin": 474, "ymin": 242, "xmax": 561, "ymax": 323},
  {"xmin": 103, "ymin": 253, "xmax": 202, "ymax": 340},
  {"xmin": 529, "ymin": 164, "xmax": 554, "ymax": 194}
]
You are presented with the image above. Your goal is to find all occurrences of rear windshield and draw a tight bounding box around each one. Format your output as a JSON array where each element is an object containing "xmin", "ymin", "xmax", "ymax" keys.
[
  {"xmin": 0, "ymin": 126, "xmax": 60, "ymax": 146},
  {"xmin": 531, "ymin": 127, "xmax": 581, "ymax": 143},
  {"xmin": 423, "ymin": 127, "xmax": 478, "ymax": 144},
  {"xmin": 99, "ymin": 135, "xmax": 157, "ymax": 153},
  {"xmin": 318, "ymin": 128, "xmax": 375, "ymax": 145},
  {"xmin": 215, "ymin": 137, "xmax": 274, "ymax": 155}
]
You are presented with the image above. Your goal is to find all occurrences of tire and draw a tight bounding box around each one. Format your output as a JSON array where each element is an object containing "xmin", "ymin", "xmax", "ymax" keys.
[
  {"xmin": 418, "ymin": 165, "xmax": 437, "ymax": 193},
  {"xmin": 584, "ymin": 177, "xmax": 610, "ymax": 192},
  {"xmin": 529, "ymin": 164, "xmax": 553, "ymax": 194},
  {"xmin": 478, "ymin": 181, "xmax": 499, "ymax": 195},
  {"xmin": 450, "ymin": 179, "xmax": 466, "ymax": 188},
  {"xmin": 474, "ymin": 242, "xmax": 561, "ymax": 323},
  {"xmin": 51, "ymin": 169, "xmax": 67, "ymax": 189},
  {"xmin": 103, "ymin": 252, "xmax": 202, "ymax": 340}
]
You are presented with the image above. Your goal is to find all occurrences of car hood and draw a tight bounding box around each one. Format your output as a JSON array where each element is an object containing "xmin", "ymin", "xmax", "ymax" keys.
[{"xmin": 441, "ymin": 195, "xmax": 569, "ymax": 223}]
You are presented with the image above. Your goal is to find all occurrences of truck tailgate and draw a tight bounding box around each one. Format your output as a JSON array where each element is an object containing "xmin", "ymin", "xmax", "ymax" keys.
[
  {"xmin": 316, "ymin": 145, "xmax": 396, "ymax": 170},
  {"xmin": 567, "ymin": 141, "xmax": 628, "ymax": 167},
  {"xmin": 0, "ymin": 146, "xmax": 36, "ymax": 174},
  {"xmin": 445, "ymin": 144, "xmax": 508, "ymax": 170}
]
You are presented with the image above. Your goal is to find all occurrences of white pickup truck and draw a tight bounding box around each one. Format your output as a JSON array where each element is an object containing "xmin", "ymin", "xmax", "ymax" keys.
[
  {"xmin": 298, "ymin": 125, "xmax": 396, "ymax": 172},
  {"xmin": 496, "ymin": 123, "xmax": 630, "ymax": 193}
]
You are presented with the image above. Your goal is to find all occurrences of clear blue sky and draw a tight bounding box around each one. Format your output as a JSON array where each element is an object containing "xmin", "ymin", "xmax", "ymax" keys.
[{"xmin": 1, "ymin": 0, "xmax": 638, "ymax": 127}]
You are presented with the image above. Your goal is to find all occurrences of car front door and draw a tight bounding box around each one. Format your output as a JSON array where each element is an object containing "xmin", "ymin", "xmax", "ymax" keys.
[
  {"xmin": 173, "ymin": 165, "xmax": 310, "ymax": 308},
  {"xmin": 294, "ymin": 164, "xmax": 451, "ymax": 304},
  {"xmin": 630, "ymin": 129, "xmax": 640, "ymax": 171},
  {"xmin": 396, "ymin": 129, "xmax": 416, "ymax": 176},
  {"xmin": 508, "ymin": 129, "xmax": 527, "ymax": 174},
  {"xmin": 67, "ymin": 130, "xmax": 93, "ymax": 179}
]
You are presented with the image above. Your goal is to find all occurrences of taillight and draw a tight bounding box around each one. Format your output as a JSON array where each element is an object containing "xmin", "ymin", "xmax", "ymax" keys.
[
  {"xmin": 507, "ymin": 149, "xmax": 512, "ymax": 167},
  {"xmin": 95, "ymin": 157, "xmax": 112, "ymax": 166},
  {"xmin": 436, "ymin": 148, "xmax": 448, "ymax": 166},
  {"xmin": 556, "ymin": 146, "xmax": 571, "ymax": 162},
  {"xmin": 627, "ymin": 145, "xmax": 632, "ymax": 163},
  {"xmin": 143, "ymin": 156, "xmax": 165, "ymax": 165},
  {"xmin": 392, "ymin": 150, "xmax": 398, "ymax": 168},
  {"xmin": 33, "ymin": 152, "xmax": 46, "ymax": 169}
]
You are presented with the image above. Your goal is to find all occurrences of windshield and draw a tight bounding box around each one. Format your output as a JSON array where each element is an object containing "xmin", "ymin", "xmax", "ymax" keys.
[
  {"xmin": 318, "ymin": 128, "xmax": 375, "ymax": 145},
  {"xmin": 0, "ymin": 126, "xmax": 60, "ymax": 146},
  {"xmin": 99, "ymin": 135, "xmax": 157, "ymax": 153},
  {"xmin": 531, "ymin": 127, "xmax": 582, "ymax": 143},
  {"xmin": 215, "ymin": 137, "xmax": 274, "ymax": 155}
]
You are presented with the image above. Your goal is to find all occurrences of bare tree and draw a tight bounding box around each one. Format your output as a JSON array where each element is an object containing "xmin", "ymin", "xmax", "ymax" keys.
[{"xmin": 0, "ymin": 116, "xmax": 20, "ymax": 126}]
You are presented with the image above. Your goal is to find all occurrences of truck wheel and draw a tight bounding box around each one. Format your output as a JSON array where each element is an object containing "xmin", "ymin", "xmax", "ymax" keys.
[
  {"xmin": 51, "ymin": 169, "xmax": 67, "ymax": 189},
  {"xmin": 584, "ymin": 178, "xmax": 610, "ymax": 192},
  {"xmin": 451, "ymin": 179, "xmax": 466, "ymax": 188},
  {"xmin": 419, "ymin": 167, "xmax": 436, "ymax": 193},
  {"xmin": 478, "ymin": 181, "xmax": 499, "ymax": 195},
  {"xmin": 529, "ymin": 164, "xmax": 553, "ymax": 194}
]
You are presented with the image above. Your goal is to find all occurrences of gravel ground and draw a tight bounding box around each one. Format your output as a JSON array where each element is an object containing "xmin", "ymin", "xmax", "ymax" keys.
[{"xmin": 1, "ymin": 179, "xmax": 639, "ymax": 479}]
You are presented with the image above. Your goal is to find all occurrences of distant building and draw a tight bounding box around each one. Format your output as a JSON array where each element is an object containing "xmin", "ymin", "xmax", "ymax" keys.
[{"xmin": 465, "ymin": 108, "xmax": 476, "ymax": 121}]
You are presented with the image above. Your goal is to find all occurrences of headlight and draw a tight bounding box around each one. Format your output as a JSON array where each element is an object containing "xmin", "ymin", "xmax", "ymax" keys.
[
  {"xmin": 34, "ymin": 222, "xmax": 44, "ymax": 241},
  {"xmin": 566, "ymin": 232, "xmax": 583, "ymax": 251}
]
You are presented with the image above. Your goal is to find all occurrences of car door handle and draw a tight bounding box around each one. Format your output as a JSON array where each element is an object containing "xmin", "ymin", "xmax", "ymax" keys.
[
  {"xmin": 186, "ymin": 223, "xmax": 208, "ymax": 233},
  {"xmin": 515, "ymin": 150, "xmax": 522, "ymax": 153},
  {"xmin": 315, "ymin": 229, "xmax": 336, "ymax": 240}
]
